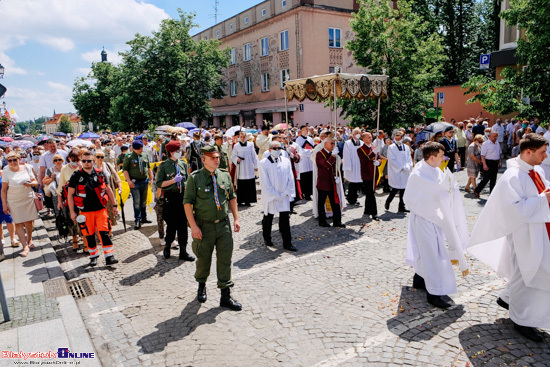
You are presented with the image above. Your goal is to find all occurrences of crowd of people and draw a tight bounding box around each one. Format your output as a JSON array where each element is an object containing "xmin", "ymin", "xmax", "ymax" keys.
[{"xmin": 0, "ymin": 116, "xmax": 549, "ymax": 337}]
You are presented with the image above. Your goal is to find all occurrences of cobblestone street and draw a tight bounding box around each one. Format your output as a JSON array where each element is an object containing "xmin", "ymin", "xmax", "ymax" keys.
[{"xmin": 43, "ymin": 169, "xmax": 550, "ymax": 366}]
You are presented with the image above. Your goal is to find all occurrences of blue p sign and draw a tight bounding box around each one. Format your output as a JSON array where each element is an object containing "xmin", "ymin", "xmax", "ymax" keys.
[{"xmin": 479, "ymin": 54, "xmax": 490, "ymax": 70}]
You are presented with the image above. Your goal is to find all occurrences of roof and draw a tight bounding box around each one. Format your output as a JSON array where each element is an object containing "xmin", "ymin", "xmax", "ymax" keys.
[{"xmin": 45, "ymin": 113, "xmax": 82, "ymax": 125}]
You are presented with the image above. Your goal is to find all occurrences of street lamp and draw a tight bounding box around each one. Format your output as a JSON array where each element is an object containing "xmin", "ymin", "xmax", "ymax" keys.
[{"xmin": 0, "ymin": 64, "xmax": 4, "ymax": 79}]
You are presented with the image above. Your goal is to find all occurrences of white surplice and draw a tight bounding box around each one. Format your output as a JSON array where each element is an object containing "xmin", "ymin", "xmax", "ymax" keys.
[
  {"xmin": 541, "ymin": 131, "xmax": 550, "ymax": 180},
  {"xmin": 259, "ymin": 156, "xmax": 295, "ymax": 215},
  {"xmin": 310, "ymin": 142, "xmax": 346, "ymax": 218},
  {"xmin": 404, "ymin": 161, "xmax": 469, "ymax": 295},
  {"xmin": 296, "ymin": 136, "xmax": 314, "ymax": 176},
  {"xmin": 468, "ymin": 157, "xmax": 550, "ymax": 329},
  {"xmin": 387, "ymin": 143, "xmax": 413, "ymax": 189},
  {"xmin": 343, "ymin": 139, "xmax": 363, "ymax": 183},
  {"xmin": 231, "ymin": 141, "xmax": 259, "ymax": 180}
]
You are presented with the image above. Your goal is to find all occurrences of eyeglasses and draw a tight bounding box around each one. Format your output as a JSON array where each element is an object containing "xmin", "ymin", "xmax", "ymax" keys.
[
  {"xmin": 53, "ymin": 159, "xmax": 63, "ymax": 162},
  {"xmin": 7, "ymin": 159, "xmax": 18, "ymax": 163},
  {"xmin": 96, "ymin": 156, "xmax": 105, "ymax": 159},
  {"xmin": 82, "ymin": 159, "xmax": 93, "ymax": 163}
]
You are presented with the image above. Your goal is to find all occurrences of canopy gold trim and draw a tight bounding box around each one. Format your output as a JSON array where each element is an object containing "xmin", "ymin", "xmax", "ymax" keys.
[{"xmin": 284, "ymin": 73, "xmax": 388, "ymax": 102}]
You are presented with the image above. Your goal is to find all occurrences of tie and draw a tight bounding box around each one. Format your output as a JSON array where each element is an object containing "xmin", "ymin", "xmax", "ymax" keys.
[
  {"xmin": 211, "ymin": 173, "xmax": 222, "ymax": 211},
  {"xmin": 175, "ymin": 162, "xmax": 181, "ymax": 191},
  {"xmin": 528, "ymin": 169, "xmax": 550, "ymax": 240},
  {"xmin": 138, "ymin": 156, "xmax": 144, "ymax": 175}
]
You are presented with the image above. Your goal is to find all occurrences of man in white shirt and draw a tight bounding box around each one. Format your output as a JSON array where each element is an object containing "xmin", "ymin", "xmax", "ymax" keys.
[
  {"xmin": 491, "ymin": 118, "xmax": 505, "ymax": 157},
  {"xmin": 141, "ymin": 136, "xmax": 156, "ymax": 163},
  {"xmin": 113, "ymin": 137, "xmax": 124, "ymax": 160},
  {"xmin": 468, "ymin": 133, "xmax": 550, "ymax": 342},
  {"xmin": 259, "ymin": 142, "xmax": 296, "ymax": 251},
  {"xmin": 474, "ymin": 132, "xmax": 502, "ymax": 198}
]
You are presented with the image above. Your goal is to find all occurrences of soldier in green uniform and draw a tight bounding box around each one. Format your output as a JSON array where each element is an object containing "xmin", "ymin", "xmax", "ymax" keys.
[
  {"xmin": 116, "ymin": 145, "xmax": 129, "ymax": 169},
  {"xmin": 183, "ymin": 145, "xmax": 242, "ymax": 311},
  {"xmin": 156, "ymin": 140, "xmax": 195, "ymax": 261},
  {"xmin": 214, "ymin": 133, "xmax": 229, "ymax": 170},
  {"xmin": 123, "ymin": 140, "xmax": 153, "ymax": 229}
]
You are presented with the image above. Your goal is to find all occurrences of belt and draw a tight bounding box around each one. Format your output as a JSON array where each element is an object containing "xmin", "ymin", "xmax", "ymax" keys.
[
  {"xmin": 197, "ymin": 216, "xmax": 228, "ymax": 224},
  {"xmin": 132, "ymin": 179, "xmax": 148, "ymax": 182}
]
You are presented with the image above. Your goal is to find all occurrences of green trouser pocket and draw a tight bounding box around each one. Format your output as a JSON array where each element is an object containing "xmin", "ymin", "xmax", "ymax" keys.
[{"xmin": 191, "ymin": 238, "xmax": 202, "ymax": 258}]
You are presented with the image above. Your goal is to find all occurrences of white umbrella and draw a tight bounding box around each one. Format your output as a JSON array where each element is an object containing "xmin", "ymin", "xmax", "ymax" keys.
[
  {"xmin": 67, "ymin": 139, "xmax": 94, "ymax": 147},
  {"xmin": 224, "ymin": 125, "xmax": 244, "ymax": 137}
]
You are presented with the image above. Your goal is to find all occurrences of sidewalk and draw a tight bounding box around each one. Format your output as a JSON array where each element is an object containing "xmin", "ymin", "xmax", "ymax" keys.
[{"xmin": 0, "ymin": 217, "xmax": 101, "ymax": 366}]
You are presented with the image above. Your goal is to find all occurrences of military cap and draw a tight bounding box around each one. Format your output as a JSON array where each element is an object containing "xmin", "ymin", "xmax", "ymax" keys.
[
  {"xmin": 121, "ymin": 145, "xmax": 129, "ymax": 151},
  {"xmin": 165, "ymin": 140, "xmax": 181, "ymax": 153},
  {"xmin": 200, "ymin": 145, "xmax": 219, "ymax": 155},
  {"xmin": 214, "ymin": 133, "xmax": 223, "ymax": 140},
  {"xmin": 132, "ymin": 140, "xmax": 143, "ymax": 149}
]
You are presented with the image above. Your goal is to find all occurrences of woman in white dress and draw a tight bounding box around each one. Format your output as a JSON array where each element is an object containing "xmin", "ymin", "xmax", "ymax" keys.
[{"xmin": 1, "ymin": 151, "xmax": 39, "ymax": 257}]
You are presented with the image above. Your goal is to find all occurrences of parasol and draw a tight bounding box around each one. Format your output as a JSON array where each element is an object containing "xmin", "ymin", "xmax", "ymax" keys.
[
  {"xmin": 53, "ymin": 132, "xmax": 67, "ymax": 137},
  {"xmin": 0, "ymin": 137, "xmax": 13, "ymax": 142},
  {"xmin": 176, "ymin": 122, "xmax": 196, "ymax": 129},
  {"xmin": 271, "ymin": 123, "xmax": 287, "ymax": 131},
  {"xmin": 187, "ymin": 128, "xmax": 207, "ymax": 136},
  {"xmin": 10, "ymin": 140, "xmax": 34, "ymax": 149},
  {"xmin": 420, "ymin": 122, "xmax": 455, "ymax": 135},
  {"xmin": 224, "ymin": 125, "xmax": 244, "ymax": 137},
  {"xmin": 17, "ymin": 136, "xmax": 38, "ymax": 144},
  {"xmin": 167, "ymin": 126, "xmax": 188, "ymax": 134},
  {"xmin": 79, "ymin": 132, "xmax": 100, "ymax": 139},
  {"xmin": 67, "ymin": 139, "xmax": 94, "ymax": 147}
]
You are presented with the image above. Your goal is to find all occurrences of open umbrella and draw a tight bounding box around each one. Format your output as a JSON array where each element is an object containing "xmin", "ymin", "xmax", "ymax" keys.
[
  {"xmin": 53, "ymin": 132, "xmax": 67, "ymax": 137},
  {"xmin": 245, "ymin": 128, "xmax": 258, "ymax": 134},
  {"xmin": 187, "ymin": 128, "xmax": 207, "ymax": 136},
  {"xmin": 272, "ymin": 123, "xmax": 288, "ymax": 131},
  {"xmin": 11, "ymin": 140, "xmax": 34, "ymax": 149},
  {"xmin": 67, "ymin": 139, "xmax": 94, "ymax": 147},
  {"xmin": 0, "ymin": 137, "xmax": 13, "ymax": 142},
  {"xmin": 224, "ymin": 125, "xmax": 244, "ymax": 137},
  {"xmin": 79, "ymin": 132, "xmax": 100, "ymax": 139},
  {"xmin": 155, "ymin": 125, "xmax": 172, "ymax": 132},
  {"xmin": 420, "ymin": 122, "xmax": 454, "ymax": 135},
  {"xmin": 17, "ymin": 136, "xmax": 38, "ymax": 144},
  {"xmin": 176, "ymin": 122, "xmax": 196, "ymax": 129},
  {"xmin": 167, "ymin": 126, "xmax": 188, "ymax": 134}
]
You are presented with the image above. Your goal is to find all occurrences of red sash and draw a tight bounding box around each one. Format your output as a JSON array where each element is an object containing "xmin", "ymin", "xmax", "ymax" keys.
[{"xmin": 528, "ymin": 169, "xmax": 550, "ymax": 240}]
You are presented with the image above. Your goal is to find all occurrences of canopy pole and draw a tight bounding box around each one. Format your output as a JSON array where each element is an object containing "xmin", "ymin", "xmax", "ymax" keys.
[
  {"xmin": 333, "ymin": 79, "xmax": 337, "ymax": 131},
  {"xmin": 284, "ymin": 92, "xmax": 288, "ymax": 127},
  {"xmin": 374, "ymin": 95, "xmax": 381, "ymax": 192}
]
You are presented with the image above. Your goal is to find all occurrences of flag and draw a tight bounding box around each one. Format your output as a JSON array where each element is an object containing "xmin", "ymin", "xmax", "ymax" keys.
[
  {"xmin": 9, "ymin": 109, "xmax": 19, "ymax": 120},
  {"xmin": 3, "ymin": 110, "xmax": 10, "ymax": 119}
]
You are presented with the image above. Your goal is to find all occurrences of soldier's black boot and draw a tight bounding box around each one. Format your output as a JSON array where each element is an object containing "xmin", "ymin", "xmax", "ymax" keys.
[
  {"xmin": 220, "ymin": 288, "xmax": 242, "ymax": 311},
  {"xmin": 197, "ymin": 283, "xmax": 207, "ymax": 303}
]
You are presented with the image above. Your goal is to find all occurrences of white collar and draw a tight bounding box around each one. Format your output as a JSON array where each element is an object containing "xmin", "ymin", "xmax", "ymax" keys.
[{"xmin": 517, "ymin": 157, "xmax": 534, "ymax": 172}]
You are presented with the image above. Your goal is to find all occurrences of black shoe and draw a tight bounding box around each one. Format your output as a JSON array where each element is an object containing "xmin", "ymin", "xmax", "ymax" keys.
[
  {"xmin": 283, "ymin": 244, "xmax": 298, "ymax": 252},
  {"xmin": 497, "ymin": 297, "xmax": 509, "ymax": 310},
  {"xmin": 304, "ymin": 196, "xmax": 312, "ymax": 201},
  {"xmin": 371, "ymin": 215, "xmax": 380, "ymax": 221},
  {"xmin": 384, "ymin": 201, "xmax": 390, "ymax": 210},
  {"xmin": 319, "ymin": 222, "xmax": 331, "ymax": 228},
  {"xmin": 398, "ymin": 207, "xmax": 410, "ymax": 213},
  {"xmin": 265, "ymin": 240, "xmax": 275, "ymax": 247},
  {"xmin": 134, "ymin": 220, "xmax": 141, "ymax": 230},
  {"xmin": 163, "ymin": 246, "xmax": 170, "ymax": 259},
  {"xmin": 220, "ymin": 288, "xmax": 242, "ymax": 311},
  {"xmin": 513, "ymin": 322, "xmax": 544, "ymax": 342},
  {"xmin": 105, "ymin": 256, "xmax": 119, "ymax": 265},
  {"xmin": 159, "ymin": 234, "xmax": 164, "ymax": 240},
  {"xmin": 347, "ymin": 201, "xmax": 359, "ymax": 206},
  {"xmin": 333, "ymin": 223, "xmax": 346, "ymax": 228},
  {"xmin": 245, "ymin": 203, "xmax": 252, "ymax": 207},
  {"xmin": 179, "ymin": 252, "xmax": 195, "ymax": 262},
  {"xmin": 197, "ymin": 283, "xmax": 207, "ymax": 303},
  {"xmin": 412, "ymin": 273, "xmax": 426, "ymax": 290},
  {"xmin": 427, "ymin": 293, "xmax": 451, "ymax": 309},
  {"xmin": 290, "ymin": 210, "xmax": 297, "ymax": 215},
  {"xmin": 89, "ymin": 257, "xmax": 98, "ymax": 267},
  {"xmin": 142, "ymin": 219, "xmax": 152, "ymax": 224}
]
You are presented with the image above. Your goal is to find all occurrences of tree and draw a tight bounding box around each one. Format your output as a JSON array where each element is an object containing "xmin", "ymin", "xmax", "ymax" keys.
[
  {"xmin": 343, "ymin": 0, "xmax": 446, "ymax": 130},
  {"xmin": 58, "ymin": 114, "xmax": 73, "ymax": 133},
  {"xmin": 109, "ymin": 10, "xmax": 230, "ymax": 131},
  {"xmin": 72, "ymin": 61, "xmax": 117, "ymax": 131}
]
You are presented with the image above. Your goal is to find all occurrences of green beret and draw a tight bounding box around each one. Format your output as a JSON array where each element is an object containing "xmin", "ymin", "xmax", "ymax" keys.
[{"xmin": 200, "ymin": 145, "xmax": 217, "ymax": 154}]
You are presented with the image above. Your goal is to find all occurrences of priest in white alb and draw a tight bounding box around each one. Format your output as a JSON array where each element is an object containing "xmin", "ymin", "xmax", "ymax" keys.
[
  {"xmin": 385, "ymin": 131, "xmax": 413, "ymax": 212},
  {"xmin": 259, "ymin": 142, "xmax": 297, "ymax": 252},
  {"xmin": 468, "ymin": 133, "xmax": 550, "ymax": 342},
  {"xmin": 404, "ymin": 142, "xmax": 470, "ymax": 309},
  {"xmin": 231, "ymin": 130, "xmax": 259, "ymax": 206},
  {"xmin": 296, "ymin": 125, "xmax": 315, "ymax": 201},
  {"xmin": 343, "ymin": 128, "xmax": 364, "ymax": 206}
]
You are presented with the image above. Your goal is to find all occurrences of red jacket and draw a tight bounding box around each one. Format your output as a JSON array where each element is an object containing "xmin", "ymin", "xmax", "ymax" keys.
[
  {"xmin": 357, "ymin": 144, "xmax": 377, "ymax": 181},
  {"xmin": 316, "ymin": 149, "xmax": 336, "ymax": 191}
]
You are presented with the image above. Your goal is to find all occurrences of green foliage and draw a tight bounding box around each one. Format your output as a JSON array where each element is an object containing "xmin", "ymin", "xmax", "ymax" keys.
[
  {"xmin": 72, "ymin": 10, "xmax": 229, "ymax": 132},
  {"xmin": 344, "ymin": 0, "xmax": 446, "ymax": 130},
  {"xmin": 58, "ymin": 114, "xmax": 73, "ymax": 133},
  {"xmin": 14, "ymin": 117, "xmax": 47, "ymax": 135}
]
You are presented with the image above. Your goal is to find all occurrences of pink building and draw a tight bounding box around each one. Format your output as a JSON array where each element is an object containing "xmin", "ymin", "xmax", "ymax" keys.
[{"xmin": 192, "ymin": 0, "xmax": 395, "ymax": 128}]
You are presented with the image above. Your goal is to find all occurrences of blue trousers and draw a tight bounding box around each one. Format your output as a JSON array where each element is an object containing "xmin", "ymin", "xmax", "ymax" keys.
[{"xmin": 130, "ymin": 180, "xmax": 148, "ymax": 222}]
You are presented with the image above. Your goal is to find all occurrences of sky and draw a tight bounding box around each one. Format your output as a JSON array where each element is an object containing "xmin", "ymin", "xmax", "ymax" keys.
[{"xmin": 0, "ymin": 0, "xmax": 260, "ymax": 122}]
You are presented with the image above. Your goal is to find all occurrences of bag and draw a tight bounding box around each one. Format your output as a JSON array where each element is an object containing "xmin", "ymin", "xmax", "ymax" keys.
[
  {"xmin": 55, "ymin": 212, "xmax": 70, "ymax": 237},
  {"xmin": 34, "ymin": 191, "xmax": 44, "ymax": 211}
]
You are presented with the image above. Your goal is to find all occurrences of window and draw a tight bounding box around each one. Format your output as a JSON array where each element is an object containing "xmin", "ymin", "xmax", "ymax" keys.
[
  {"xmin": 204, "ymin": 36, "xmax": 208, "ymax": 40},
  {"xmin": 230, "ymin": 80, "xmax": 237, "ymax": 96},
  {"xmin": 230, "ymin": 48, "xmax": 236, "ymax": 65},
  {"xmin": 282, "ymin": 0, "xmax": 287, "ymax": 8},
  {"xmin": 329, "ymin": 28, "xmax": 341, "ymax": 48},
  {"xmin": 261, "ymin": 37, "xmax": 269, "ymax": 56},
  {"xmin": 230, "ymin": 23, "xmax": 233, "ymax": 31},
  {"xmin": 280, "ymin": 69, "xmax": 290, "ymax": 89},
  {"xmin": 262, "ymin": 73, "xmax": 270, "ymax": 92},
  {"xmin": 245, "ymin": 77, "xmax": 252, "ymax": 94},
  {"xmin": 262, "ymin": 8, "xmax": 266, "ymax": 16},
  {"xmin": 244, "ymin": 43, "xmax": 251, "ymax": 61},
  {"xmin": 244, "ymin": 16, "xmax": 249, "ymax": 25},
  {"xmin": 216, "ymin": 30, "xmax": 220, "ymax": 38},
  {"xmin": 329, "ymin": 66, "xmax": 335, "ymax": 74},
  {"xmin": 280, "ymin": 30, "xmax": 289, "ymax": 51}
]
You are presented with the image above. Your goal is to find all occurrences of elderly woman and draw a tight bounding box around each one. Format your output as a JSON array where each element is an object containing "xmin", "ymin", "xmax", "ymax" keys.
[
  {"xmin": 465, "ymin": 134, "xmax": 484, "ymax": 193},
  {"xmin": 57, "ymin": 149, "xmax": 87, "ymax": 252},
  {"xmin": 94, "ymin": 149, "xmax": 121, "ymax": 230},
  {"xmin": 42, "ymin": 153, "xmax": 64, "ymax": 217},
  {"xmin": 1, "ymin": 151, "xmax": 39, "ymax": 257}
]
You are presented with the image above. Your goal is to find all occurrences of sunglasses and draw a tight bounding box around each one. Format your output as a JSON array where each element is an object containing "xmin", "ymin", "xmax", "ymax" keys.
[
  {"xmin": 82, "ymin": 159, "xmax": 93, "ymax": 163},
  {"xmin": 53, "ymin": 159, "xmax": 63, "ymax": 162},
  {"xmin": 7, "ymin": 159, "xmax": 18, "ymax": 163},
  {"xmin": 272, "ymin": 147, "xmax": 282, "ymax": 151},
  {"xmin": 96, "ymin": 156, "xmax": 105, "ymax": 159}
]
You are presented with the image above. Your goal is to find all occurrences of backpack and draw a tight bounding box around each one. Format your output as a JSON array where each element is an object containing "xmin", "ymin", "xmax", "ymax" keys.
[{"xmin": 55, "ymin": 211, "xmax": 70, "ymax": 238}]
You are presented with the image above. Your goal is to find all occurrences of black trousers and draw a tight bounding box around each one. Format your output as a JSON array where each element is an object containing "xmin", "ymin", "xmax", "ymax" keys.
[
  {"xmin": 262, "ymin": 212, "xmax": 291, "ymax": 245},
  {"xmin": 362, "ymin": 180, "xmax": 377, "ymax": 215},
  {"xmin": 300, "ymin": 171, "xmax": 313, "ymax": 199},
  {"xmin": 317, "ymin": 189, "xmax": 342, "ymax": 226},
  {"xmin": 458, "ymin": 146, "xmax": 466, "ymax": 168},
  {"xmin": 163, "ymin": 191, "xmax": 188, "ymax": 253},
  {"xmin": 475, "ymin": 159, "xmax": 499, "ymax": 194},
  {"xmin": 237, "ymin": 178, "xmax": 257, "ymax": 204},
  {"xmin": 347, "ymin": 182, "xmax": 362, "ymax": 204},
  {"xmin": 386, "ymin": 188, "xmax": 405, "ymax": 209}
]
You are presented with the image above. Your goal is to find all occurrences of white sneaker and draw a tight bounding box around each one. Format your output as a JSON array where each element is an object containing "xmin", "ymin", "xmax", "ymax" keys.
[
  {"xmin": 1, "ymin": 239, "xmax": 4, "ymax": 246},
  {"xmin": 171, "ymin": 240, "xmax": 179, "ymax": 248}
]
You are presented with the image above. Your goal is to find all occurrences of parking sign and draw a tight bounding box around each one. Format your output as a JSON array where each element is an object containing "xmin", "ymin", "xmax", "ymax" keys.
[
  {"xmin": 479, "ymin": 54, "xmax": 490, "ymax": 70},
  {"xmin": 438, "ymin": 92, "xmax": 444, "ymax": 105}
]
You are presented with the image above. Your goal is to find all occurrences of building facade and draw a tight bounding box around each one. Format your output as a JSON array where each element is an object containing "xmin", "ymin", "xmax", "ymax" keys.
[
  {"xmin": 44, "ymin": 113, "xmax": 83, "ymax": 134},
  {"xmin": 192, "ymin": 0, "xmax": 391, "ymax": 128}
]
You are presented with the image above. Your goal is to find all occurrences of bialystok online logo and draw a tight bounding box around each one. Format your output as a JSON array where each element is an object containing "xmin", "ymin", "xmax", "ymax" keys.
[{"xmin": 1, "ymin": 348, "xmax": 95, "ymax": 361}]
